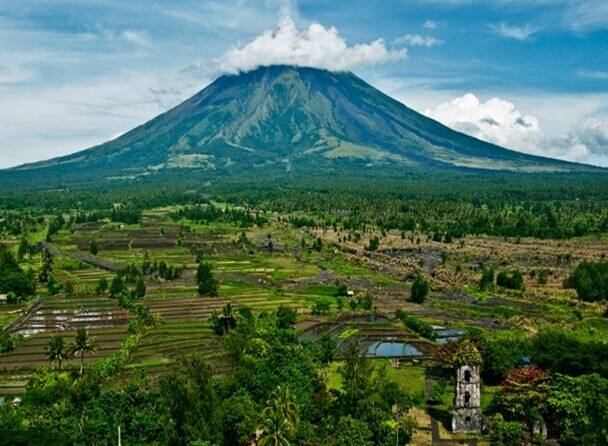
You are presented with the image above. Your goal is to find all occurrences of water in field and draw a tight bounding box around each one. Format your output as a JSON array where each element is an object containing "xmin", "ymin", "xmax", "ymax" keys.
[
  {"xmin": 300, "ymin": 314, "xmax": 426, "ymax": 358},
  {"xmin": 366, "ymin": 341, "xmax": 422, "ymax": 357},
  {"xmin": 299, "ymin": 323, "xmax": 343, "ymax": 341},
  {"xmin": 434, "ymin": 327, "xmax": 465, "ymax": 344},
  {"xmin": 350, "ymin": 314, "xmax": 390, "ymax": 323}
]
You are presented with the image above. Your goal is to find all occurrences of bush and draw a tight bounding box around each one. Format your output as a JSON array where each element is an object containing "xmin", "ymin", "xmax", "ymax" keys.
[
  {"xmin": 537, "ymin": 268, "xmax": 551, "ymax": 285},
  {"xmin": 479, "ymin": 266, "xmax": 494, "ymax": 291},
  {"xmin": 411, "ymin": 275, "xmax": 429, "ymax": 304},
  {"xmin": 528, "ymin": 331, "xmax": 608, "ymax": 378},
  {"xmin": 492, "ymin": 414, "xmax": 524, "ymax": 446},
  {"xmin": 133, "ymin": 277, "xmax": 146, "ymax": 299},
  {"xmin": 109, "ymin": 275, "xmax": 125, "ymax": 297},
  {"xmin": 0, "ymin": 245, "xmax": 35, "ymax": 297},
  {"xmin": 96, "ymin": 277, "xmax": 108, "ymax": 294},
  {"xmin": 312, "ymin": 297, "xmax": 332, "ymax": 315},
  {"xmin": 366, "ymin": 236, "xmax": 379, "ymax": 251},
  {"xmin": 564, "ymin": 261, "xmax": 608, "ymax": 302},
  {"xmin": 358, "ymin": 295, "xmax": 373, "ymax": 310},
  {"xmin": 395, "ymin": 310, "xmax": 437, "ymax": 340},
  {"xmin": 0, "ymin": 332, "xmax": 24, "ymax": 353},
  {"xmin": 430, "ymin": 379, "xmax": 447, "ymax": 403},
  {"xmin": 0, "ymin": 272, "xmax": 35, "ymax": 297},
  {"xmin": 196, "ymin": 262, "xmax": 218, "ymax": 297},
  {"xmin": 276, "ymin": 305, "xmax": 297, "ymax": 329},
  {"xmin": 496, "ymin": 270, "xmax": 524, "ymax": 290},
  {"xmin": 333, "ymin": 284, "xmax": 348, "ymax": 297},
  {"xmin": 64, "ymin": 282, "xmax": 74, "ymax": 294}
]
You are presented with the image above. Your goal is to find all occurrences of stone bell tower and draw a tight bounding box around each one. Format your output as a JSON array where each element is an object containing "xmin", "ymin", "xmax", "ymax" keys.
[{"xmin": 452, "ymin": 363, "xmax": 481, "ymax": 433}]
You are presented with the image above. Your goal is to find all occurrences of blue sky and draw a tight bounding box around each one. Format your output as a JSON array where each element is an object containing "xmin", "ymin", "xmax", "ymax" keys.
[{"xmin": 1, "ymin": 0, "xmax": 607, "ymax": 167}]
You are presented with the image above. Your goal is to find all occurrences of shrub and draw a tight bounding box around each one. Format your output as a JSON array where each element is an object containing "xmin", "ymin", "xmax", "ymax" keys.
[
  {"xmin": 109, "ymin": 275, "xmax": 125, "ymax": 297},
  {"xmin": 564, "ymin": 261, "xmax": 608, "ymax": 302},
  {"xmin": 395, "ymin": 310, "xmax": 437, "ymax": 340},
  {"xmin": 366, "ymin": 236, "xmax": 379, "ymax": 251},
  {"xmin": 411, "ymin": 275, "xmax": 429, "ymax": 304},
  {"xmin": 333, "ymin": 284, "xmax": 348, "ymax": 297},
  {"xmin": 0, "ymin": 272, "xmax": 35, "ymax": 297},
  {"xmin": 479, "ymin": 266, "xmax": 494, "ymax": 291},
  {"xmin": 312, "ymin": 297, "xmax": 332, "ymax": 315},
  {"xmin": 276, "ymin": 305, "xmax": 297, "ymax": 329},
  {"xmin": 492, "ymin": 414, "xmax": 524, "ymax": 446},
  {"xmin": 96, "ymin": 277, "xmax": 108, "ymax": 294},
  {"xmin": 133, "ymin": 277, "xmax": 146, "ymax": 299},
  {"xmin": 496, "ymin": 270, "xmax": 524, "ymax": 290},
  {"xmin": 196, "ymin": 262, "xmax": 218, "ymax": 297}
]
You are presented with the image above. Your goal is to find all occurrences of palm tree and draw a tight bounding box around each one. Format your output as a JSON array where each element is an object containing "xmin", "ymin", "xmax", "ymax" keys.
[
  {"xmin": 258, "ymin": 407, "xmax": 291, "ymax": 446},
  {"xmin": 258, "ymin": 386, "xmax": 299, "ymax": 446},
  {"xmin": 273, "ymin": 386, "xmax": 300, "ymax": 432},
  {"xmin": 46, "ymin": 335, "xmax": 67, "ymax": 370},
  {"xmin": 70, "ymin": 328, "xmax": 97, "ymax": 377}
]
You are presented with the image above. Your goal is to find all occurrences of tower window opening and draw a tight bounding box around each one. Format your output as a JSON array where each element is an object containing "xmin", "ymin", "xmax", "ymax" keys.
[
  {"xmin": 464, "ymin": 392, "xmax": 471, "ymax": 405},
  {"xmin": 464, "ymin": 370, "xmax": 471, "ymax": 382}
]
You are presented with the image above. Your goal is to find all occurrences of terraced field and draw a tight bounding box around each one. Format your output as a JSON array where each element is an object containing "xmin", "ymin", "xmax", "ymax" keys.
[
  {"xmin": 5, "ymin": 202, "xmax": 603, "ymax": 407},
  {"xmin": 127, "ymin": 322, "xmax": 232, "ymax": 379},
  {"xmin": 299, "ymin": 315, "xmax": 437, "ymax": 360},
  {"xmin": 0, "ymin": 295, "xmax": 131, "ymax": 394}
]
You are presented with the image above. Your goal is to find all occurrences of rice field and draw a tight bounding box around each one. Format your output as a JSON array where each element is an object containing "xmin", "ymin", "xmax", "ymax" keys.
[
  {"xmin": 0, "ymin": 294, "xmax": 132, "ymax": 394},
  {"xmin": 3, "ymin": 204, "xmax": 605, "ymax": 399}
]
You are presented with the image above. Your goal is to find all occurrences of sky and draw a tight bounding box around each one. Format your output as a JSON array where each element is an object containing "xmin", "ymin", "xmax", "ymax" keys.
[{"xmin": 1, "ymin": 0, "xmax": 607, "ymax": 168}]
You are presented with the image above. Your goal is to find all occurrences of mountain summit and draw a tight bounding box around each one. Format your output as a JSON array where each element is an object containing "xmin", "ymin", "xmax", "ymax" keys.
[{"xmin": 11, "ymin": 65, "xmax": 594, "ymax": 178}]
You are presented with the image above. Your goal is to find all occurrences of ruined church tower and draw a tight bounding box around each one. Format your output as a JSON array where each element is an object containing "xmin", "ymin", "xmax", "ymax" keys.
[{"xmin": 452, "ymin": 363, "xmax": 482, "ymax": 433}]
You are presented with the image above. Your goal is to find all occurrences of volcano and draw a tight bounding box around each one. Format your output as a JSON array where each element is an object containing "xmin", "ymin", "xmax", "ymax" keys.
[{"xmin": 9, "ymin": 65, "xmax": 596, "ymax": 181}]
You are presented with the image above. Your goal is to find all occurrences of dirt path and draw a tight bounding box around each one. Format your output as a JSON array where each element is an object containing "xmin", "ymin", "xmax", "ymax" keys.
[
  {"xmin": 3, "ymin": 296, "xmax": 53, "ymax": 334},
  {"xmin": 41, "ymin": 241, "xmax": 126, "ymax": 272}
]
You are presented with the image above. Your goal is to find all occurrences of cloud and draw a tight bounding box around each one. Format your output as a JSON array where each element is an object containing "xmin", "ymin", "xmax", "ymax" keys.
[
  {"xmin": 561, "ymin": 0, "xmax": 608, "ymax": 31},
  {"xmin": 420, "ymin": 1, "xmax": 608, "ymax": 31},
  {"xmin": 575, "ymin": 117, "xmax": 608, "ymax": 156},
  {"xmin": 493, "ymin": 23, "xmax": 539, "ymax": 40},
  {"xmin": 394, "ymin": 34, "xmax": 443, "ymax": 47},
  {"xmin": 121, "ymin": 30, "xmax": 151, "ymax": 48},
  {"xmin": 425, "ymin": 93, "xmax": 544, "ymax": 153},
  {"xmin": 0, "ymin": 65, "xmax": 35, "ymax": 84},
  {"xmin": 577, "ymin": 69, "xmax": 608, "ymax": 80},
  {"xmin": 424, "ymin": 93, "xmax": 608, "ymax": 165},
  {"xmin": 213, "ymin": 17, "xmax": 406, "ymax": 74},
  {"xmin": 423, "ymin": 20, "xmax": 444, "ymax": 29}
]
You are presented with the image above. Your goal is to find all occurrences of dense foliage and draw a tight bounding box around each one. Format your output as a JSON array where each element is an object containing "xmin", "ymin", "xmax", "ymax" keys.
[
  {"xmin": 0, "ymin": 307, "xmax": 419, "ymax": 445},
  {"xmin": 2, "ymin": 171, "xmax": 608, "ymax": 242},
  {"xmin": 196, "ymin": 262, "xmax": 219, "ymax": 297},
  {"xmin": 171, "ymin": 205, "xmax": 266, "ymax": 228},
  {"xmin": 496, "ymin": 270, "xmax": 524, "ymax": 291},
  {"xmin": 410, "ymin": 276, "xmax": 429, "ymax": 304},
  {"xmin": 395, "ymin": 309, "xmax": 437, "ymax": 340},
  {"xmin": 0, "ymin": 244, "xmax": 35, "ymax": 297},
  {"xmin": 564, "ymin": 261, "xmax": 608, "ymax": 302}
]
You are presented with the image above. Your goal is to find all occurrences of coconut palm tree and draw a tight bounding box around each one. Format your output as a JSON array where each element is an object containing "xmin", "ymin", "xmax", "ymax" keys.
[
  {"xmin": 46, "ymin": 335, "xmax": 67, "ymax": 370},
  {"xmin": 258, "ymin": 406, "xmax": 291, "ymax": 446},
  {"xmin": 273, "ymin": 386, "xmax": 300, "ymax": 432},
  {"xmin": 70, "ymin": 328, "xmax": 97, "ymax": 377},
  {"xmin": 258, "ymin": 386, "xmax": 299, "ymax": 446}
]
